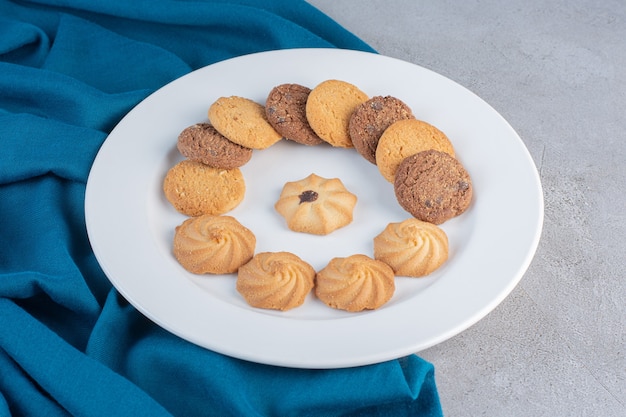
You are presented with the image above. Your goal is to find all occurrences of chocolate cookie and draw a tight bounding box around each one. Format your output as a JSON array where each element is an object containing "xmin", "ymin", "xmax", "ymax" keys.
[
  {"xmin": 177, "ymin": 123, "xmax": 253, "ymax": 169},
  {"xmin": 394, "ymin": 150, "xmax": 472, "ymax": 224},
  {"xmin": 265, "ymin": 84, "xmax": 324, "ymax": 146},
  {"xmin": 348, "ymin": 96, "xmax": 415, "ymax": 164}
]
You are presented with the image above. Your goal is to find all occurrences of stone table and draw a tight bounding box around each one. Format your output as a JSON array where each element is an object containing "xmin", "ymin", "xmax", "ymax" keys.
[{"xmin": 307, "ymin": 1, "xmax": 626, "ymax": 415}]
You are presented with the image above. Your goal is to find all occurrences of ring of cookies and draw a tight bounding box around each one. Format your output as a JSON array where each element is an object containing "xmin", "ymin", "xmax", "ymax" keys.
[{"xmin": 163, "ymin": 79, "xmax": 473, "ymax": 313}]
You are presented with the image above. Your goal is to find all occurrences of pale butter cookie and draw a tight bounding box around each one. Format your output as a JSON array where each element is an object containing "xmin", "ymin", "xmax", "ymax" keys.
[
  {"xmin": 163, "ymin": 159, "xmax": 245, "ymax": 217},
  {"xmin": 173, "ymin": 215, "xmax": 256, "ymax": 275},
  {"xmin": 315, "ymin": 254, "xmax": 395, "ymax": 312},
  {"xmin": 237, "ymin": 251, "xmax": 315, "ymax": 311},
  {"xmin": 374, "ymin": 218, "xmax": 448, "ymax": 277},
  {"xmin": 376, "ymin": 119, "xmax": 455, "ymax": 182},
  {"xmin": 305, "ymin": 79, "xmax": 368, "ymax": 148},
  {"xmin": 208, "ymin": 96, "xmax": 282, "ymax": 149}
]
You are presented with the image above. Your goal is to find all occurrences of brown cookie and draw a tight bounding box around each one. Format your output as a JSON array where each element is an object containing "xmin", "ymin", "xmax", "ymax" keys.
[
  {"xmin": 305, "ymin": 79, "xmax": 369, "ymax": 148},
  {"xmin": 394, "ymin": 150, "xmax": 472, "ymax": 224},
  {"xmin": 177, "ymin": 123, "xmax": 253, "ymax": 169},
  {"xmin": 265, "ymin": 84, "xmax": 324, "ymax": 146},
  {"xmin": 348, "ymin": 96, "xmax": 415, "ymax": 164}
]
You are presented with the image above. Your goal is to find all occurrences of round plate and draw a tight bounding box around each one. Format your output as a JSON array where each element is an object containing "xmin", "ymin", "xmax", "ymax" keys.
[{"xmin": 85, "ymin": 48, "xmax": 543, "ymax": 368}]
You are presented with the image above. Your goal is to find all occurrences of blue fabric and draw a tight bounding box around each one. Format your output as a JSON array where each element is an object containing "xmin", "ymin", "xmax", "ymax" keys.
[{"xmin": 0, "ymin": 1, "xmax": 443, "ymax": 416}]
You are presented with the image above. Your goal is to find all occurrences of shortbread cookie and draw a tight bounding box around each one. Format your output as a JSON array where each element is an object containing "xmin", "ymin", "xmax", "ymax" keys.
[
  {"xmin": 305, "ymin": 79, "xmax": 368, "ymax": 148},
  {"xmin": 163, "ymin": 160, "xmax": 245, "ymax": 217},
  {"xmin": 208, "ymin": 96, "xmax": 282, "ymax": 149},
  {"xmin": 177, "ymin": 123, "xmax": 253, "ymax": 169},
  {"xmin": 274, "ymin": 173, "xmax": 357, "ymax": 235},
  {"xmin": 237, "ymin": 251, "xmax": 315, "ymax": 311},
  {"xmin": 348, "ymin": 96, "xmax": 415, "ymax": 164},
  {"xmin": 374, "ymin": 218, "xmax": 449, "ymax": 277},
  {"xmin": 394, "ymin": 150, "xmax": 472, "ymax": 224},
  {"xmin": 173, "ymin": 215, "xmax": 256, "ymax": 274},
  {"xmin": 265, "ymin": 83, "xmax": 324, "ymax": 146},
  {"xmin": 315, "ymin": 255, "xmax": 395, "ymax": 312},
  {"xmin": 376, "ymin": 119, "xmax": 455, "ymax": 182}
]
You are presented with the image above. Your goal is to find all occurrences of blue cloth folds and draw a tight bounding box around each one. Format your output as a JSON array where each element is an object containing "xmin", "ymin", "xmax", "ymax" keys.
[{"xmin": 0, "ymin": 1, "xmax": 443, "ymax": 415}]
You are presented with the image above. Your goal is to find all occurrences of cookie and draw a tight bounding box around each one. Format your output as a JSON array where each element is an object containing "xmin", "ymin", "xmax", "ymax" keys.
[
  {"xmin": 177, "ymin": 123, "xmax": 253, "ymax": 169},
  {"xmin": 274, "ymin": 173, "xmax": 357, "ymax": 235},
  {"xmin": 237, "ymin": 251, "xmax": 315, "ymax": 311},
  {"xmin": 373, "ymin": 218, "xmax": 449, "ymax": 277},
  {"xmin": 348, "ymin": 96, "xmax": 415, "ymax": 164},
  {"xmin": 394, "ymin": 150, "xmax": 472, "ymax": 224},
  {"xmin": 173, "ymin": 215, "xmax": 256, "ymax": 275},
  {"xmin": 208, "ymin": 96, "xmax": 282, "ymax": 149},
  {"xmin": 305, "ymin": 79, "xmax": 369, "ymax": 148},
  {"xmin": 163, "ymin": 159, "xmax": 245, "ymax": 217},
  {"xmin": 265, "ymin": 83, "xmax": 324, "ymax": 146},
  {"xmin": 375, "ymin": 119, "xmax": 455, "ymax": 182},
  {"xmin": 315, "ymin": 254, "xmax": 395, "ymax": 312}
]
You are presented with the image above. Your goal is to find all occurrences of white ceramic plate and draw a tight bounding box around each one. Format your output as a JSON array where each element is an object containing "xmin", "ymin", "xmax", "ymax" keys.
[{"xmin": 85, "ymin": 48, "xmax": 543, "ymax": 369}]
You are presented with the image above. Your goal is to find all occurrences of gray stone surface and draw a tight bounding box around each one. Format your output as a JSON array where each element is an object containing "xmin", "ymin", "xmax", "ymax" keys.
[{"xmin": 307, "ymin": 0, "xmax": 626, "ymax": 415}]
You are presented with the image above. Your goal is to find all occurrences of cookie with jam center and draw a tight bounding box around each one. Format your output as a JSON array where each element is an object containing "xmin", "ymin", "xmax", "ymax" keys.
[{"xmin": 274, "ymin": 173, "xmax": 357, "ymax": 235}]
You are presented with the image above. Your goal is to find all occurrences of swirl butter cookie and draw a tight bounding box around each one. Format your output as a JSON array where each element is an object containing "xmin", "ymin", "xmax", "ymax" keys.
[
  {"xmin": 348, "ymin": 96, "xmax": 415, "ymax": 164},
  {"xmin": 315, "ymin": 254, "xmax": 395, "ymax": 312},
  {"xmin": 177, "ymin": 123, "xmax": 253, "ymax": 169},
  {"xmin": 376, "ymin": 119, "xmax": 455, "ymax": 182},
  {"xmin": 173, "ymin": 215, "xmax": 256, "ymax": 275},
  {"xmin": 163, "ymin": 160, "xmax": 245, "ymax": 217},
  {"xmin": 394, "ymin": 150, "xmax": 472, "ymax": 224},
  {"xmin": 208, "ymin": 96, "xmax": 282, "ymax": 149},
  {"xmin": 374, "ymin": 218, "xmax": 449, "ymax": 277},
  {"xmin": 265, "ymin": 83, "xmax": 324, "ymax": 146},
  {"xmin": 237, "ymin": 251, "xmax": 315, "ymax": 311},
  {"xmin": 305, "ymin": 80, "xmax": 368, "ymax": 148}
]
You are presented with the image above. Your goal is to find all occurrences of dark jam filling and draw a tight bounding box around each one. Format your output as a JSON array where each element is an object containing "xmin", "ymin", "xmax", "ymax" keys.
[{"xmin": 298, "ymin": 190, "xmax": 318, "ymax": 204}]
